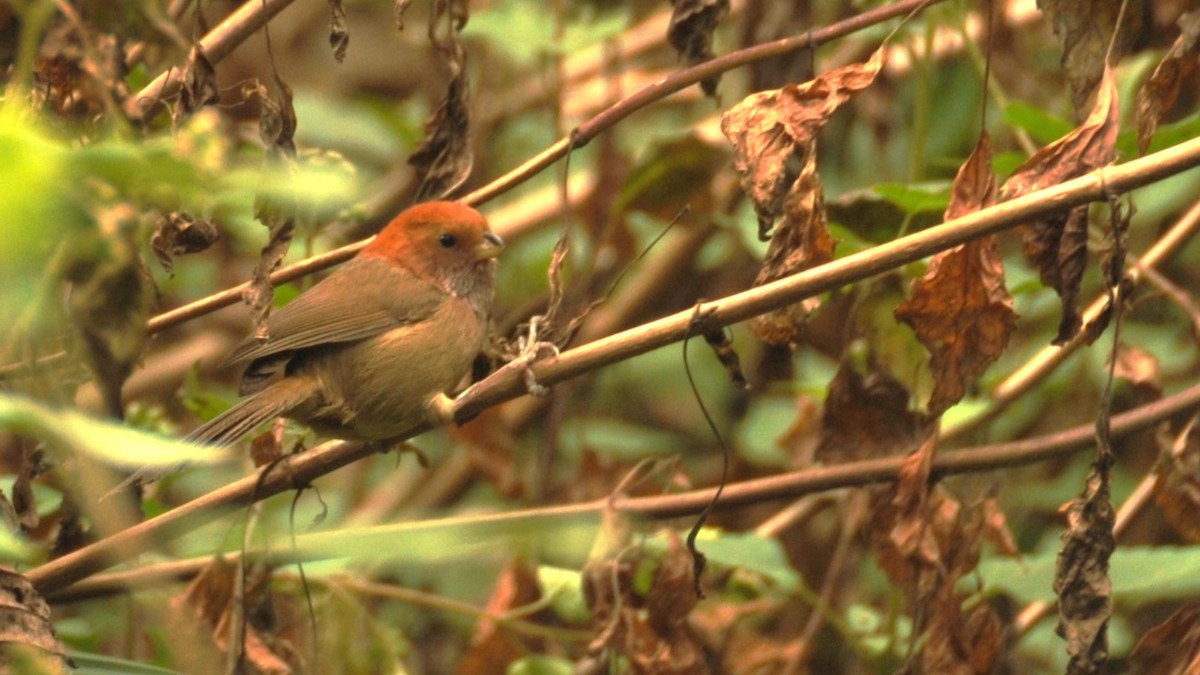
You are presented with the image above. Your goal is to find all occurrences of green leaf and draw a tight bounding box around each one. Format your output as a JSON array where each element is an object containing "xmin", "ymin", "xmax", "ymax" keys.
[
  {"xmin": 284, "ymin": 511, "xmax": 598, "ymax": 569},
  {"xmin": 871, "ymin": 181, "xmax": 951, "ymax": 216},
  {"xmin": 977, "ymin": 545, "xmax": 1200, "ymax": 608},
  {"xmin": 66, "ymin": 651, "xmax": 184, "ymax": 674},
  {"xmin": 0, "ymin": 394, "xmax": 229, "ymax": 470},
  {"xmin": 1003, "ymin": 101, "xmax": 1074, "ymax": 146},
  {"xmin": 537, "ymin": 566, "xmax": 591, "ymax": 624},
  {"xmin": 647, "ymin": 529, "xmax": 801, "ymax": 590},
  {"xmin": 507, "ymin": 655, "xmax": 574, "ymax": 675}
]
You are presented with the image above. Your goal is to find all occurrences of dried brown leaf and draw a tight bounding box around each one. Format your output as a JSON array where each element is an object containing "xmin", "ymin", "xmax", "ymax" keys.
[
  {"xmin": 1037, "ymin": 0, "xmax": 1144, "ymax": 113},
  {"xmin": 0, "ymin": 569, "xmax": 68, "ymax": 665},
  {"xmin": 1001, "ymin": 65, "xmax": 1119, "ymax": 345},
  {"xmin": 1136, "ymin": 10, "xmax": 1200, "ymax": 154},
  {"xmin": 748, "ymin": 151, "xmax": 835, "ymax": 345},
  {"xmin": 410, "ymin": 0, "xmax": 472, "ymax": 201},
  {"xmin": 722, "ymin": 48, "xmax": 884, "ymax": 239},
  {"xmin": 816, "ymin": 360, "xmax": 931, "ymax": 464},
  {"xmin": 174, "ymin": 45, "xmax": 218, "ymax": 126},
  {"xmin": 895, "ymin": 134, "xmax": 1016, "ymax": 416},
  {"xmin": 458, "ymin": 559, "xmax": 542, "ymax": 675},
  {"xmin": 723, "ymin": 50, "xmax": 883, "ymax": 345},
  {"xmin": 246, "ymin": 201, "xmax": 296, "ymax": 341},
  {"xmin": 1153, "ymin": 416, "xmax": 1200, "ymax": 542},
  {"xmin": 667, "ymin": 0, "xmax": 730, "ymax": 97},
  {"xmin": 582, "ymin": 533, "xmax": 708, "ymax": 675},
  {"xmin": 174, "ymin": 557, "xmax": 300, "ymax": 674},
  {"xmin": 1130, "ymin": 603, "xmax": 1200, "ymax": 675},
  {"xmin": 329, "ymin": 0, "xmax": 349, "ymax": 63},
  {"xmin": 151, "ymin": 211, "xmax": 218, "ymax": 276},
  {"xmin": 258, "ymin": 74, "xmax": 297, "ymax": 157},
  {"xmin": 868, "ymin": 439, "xmax": 1003, "ymax": 675},
  {"xmin": 1054, "ymin": 459, "xmax": 1116, "ymax": 674}
]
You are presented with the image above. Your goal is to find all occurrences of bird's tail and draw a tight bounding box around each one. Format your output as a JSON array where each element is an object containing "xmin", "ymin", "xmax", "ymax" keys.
[
  {"xmin": 188, "ymin": 383, "xmax": 309, "ymax": 446},
  {"xmin": 110, "ymin": 382, "xmax": 312, "ymax": 494}
]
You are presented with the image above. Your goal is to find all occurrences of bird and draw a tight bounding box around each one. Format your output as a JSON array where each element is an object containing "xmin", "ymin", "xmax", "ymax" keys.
[{"xmin": 190, "ymin": 200, "xmax": 503, "ymax": 447}]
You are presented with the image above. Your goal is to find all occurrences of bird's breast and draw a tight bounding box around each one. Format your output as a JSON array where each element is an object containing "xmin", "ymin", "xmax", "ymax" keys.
[{"xmin": 304, "ymin": 297, "xmax": 486, "ymax": 440}]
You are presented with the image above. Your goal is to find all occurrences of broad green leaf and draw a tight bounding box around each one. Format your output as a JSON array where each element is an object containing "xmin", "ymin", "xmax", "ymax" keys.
[
  {"xmin": 537, "ymin": 566, "xmax": 591, "ymax": 624},
  {"xmin": 977, "ymin": 545, "xmax": 1200, "ymax": 608},
  {"xmin": 285, "ymin": 511, "xmax": 598, "ymax": 569},
  {"xmin": 647, "ymin": 529, "xmax": 801, "ymax": 590},
  {"xmin": 1004, "ymin": 101, "xmax": 1074, "ymax": 146}
]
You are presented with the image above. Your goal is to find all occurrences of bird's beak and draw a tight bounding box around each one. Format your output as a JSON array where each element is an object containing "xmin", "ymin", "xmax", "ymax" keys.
[{"xmin": 475, "ymin": 231, "xmax": 505, "ymax": 261}]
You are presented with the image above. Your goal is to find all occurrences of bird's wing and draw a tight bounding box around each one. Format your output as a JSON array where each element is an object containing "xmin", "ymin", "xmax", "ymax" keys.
[{"xmin": 223, "ymin": 256, "xmax": 443, "ymax": 367}]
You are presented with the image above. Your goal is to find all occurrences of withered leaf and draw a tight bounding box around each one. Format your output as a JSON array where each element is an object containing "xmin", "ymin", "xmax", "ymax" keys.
[
  {"xmin": 1130, "ymin": 603, "xmax": 1200, "ymax": 675},
  {"xmin": 1000, "ymin": 65, "xmax": 1118, "ymax": 345},
  {"xmin": 1136, "ymin": 9, "xmax": 1200, "ymax": 154},
  {"xmin": 722, "ymin": 48, "xmax": 883, "ymax": 239},
  {"xmin": 174, "ymin": 45, "xmax": 218, "ymax": 126},
  {"xmin": 703, "ymin": 328, "xmax": 749, "ymax": 389},
  {"xmin": 0, "ymin": 569, "xmax": 69, "ymax": 666},
  {"xmin": 329, "ymin": 0, "xmax": 349, "ymax": 63},
  {"xmin": 748, "ymin": 151, "xmax": 835, "ymax": 345},
  {"xmin": 247, "ymin": 191, "xmax": 297, "ymax": 340},
  {"xmin": 895, "ymin": 134, "xmax": 1016, "ymax": 416},
  {"xmin": 1054, "ymin": 458, "xmax": 1116, "ymax": 674},
  {"xmin": 1153, "ymin": 416, "xmax": 1200, "ymax": 542},
  {"xmin": 867, "ymin": 439, "xmax": 1003, "ymax": 674},
  {"xmin": 150, "ymin": 211, "xmax": 218, "ymax": 276},
  {"xmin": 1037, "ymin": 0, "xmax": 1144, "ymax": 113},
  {"xmin": 667, "ymin": 0, "xmax": 730, "ymax": 97},
  {"xmin": 582, "ymin": 532, "xmax": 709, "ymax": 675},
  {"xmin": 243, "ymin": 74, "xmax": 299, "ymax": 338},
  {"xmin": 458, "ymin": 559, "xmax": 541, "ymax": 673},
  {"xmin": 174, "ymin": 557, "xmax": 300, "ymax": 674},
  {"xmin": 1001, "ymin": 64, "xmax": 1119, "ymax": 202},
  {"xmin": 258, "ymin": 74, "xmax": 297, "ymax": 157},
  {"xmin": 816, "ymin": 360, "xmax": 932, "ymax": 464},
  {"xmin": 410, "ymin": 0, "xmax": 472, "ymax": 201}
]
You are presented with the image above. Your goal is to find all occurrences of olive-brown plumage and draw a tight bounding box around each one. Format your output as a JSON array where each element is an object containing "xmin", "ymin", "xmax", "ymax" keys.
[{"xmin": 190, "ymin": 201, "xmax": 503, "ymax": 446}]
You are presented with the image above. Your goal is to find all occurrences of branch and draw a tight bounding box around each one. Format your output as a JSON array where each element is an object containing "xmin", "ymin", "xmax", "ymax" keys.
[
  {"xmin": 124, "ymin": 0, "xmax": 298, "ymax": 120},
  {"xmin": 461, "ymin": 0, "xmax": 946, "ymax": 206},
  {"xmin": 46, "ymin": 380, "xmax": 1200, "ymax": 603},
  {"xmin": 26, "ymin": 136, "xmax": 1200, "ymax": 594}
]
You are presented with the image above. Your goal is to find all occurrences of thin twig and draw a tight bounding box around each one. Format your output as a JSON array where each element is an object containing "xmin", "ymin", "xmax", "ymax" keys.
[
  {"xmin": 462, "ymin": 0, "xmax": 945, "ymax": 207},
  {"xmin": 42, "ymin": 381, "xmax": 1200, "ymax": 602},
  {"xmin": 25, "ymin": 140, "xmax": 1200, "ymax": 595}
]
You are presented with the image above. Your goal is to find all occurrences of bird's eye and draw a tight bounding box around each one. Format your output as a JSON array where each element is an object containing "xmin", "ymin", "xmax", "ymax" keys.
[{"xmin": 438, "ymin": 233, "xmax": 457, "ymax": 248}]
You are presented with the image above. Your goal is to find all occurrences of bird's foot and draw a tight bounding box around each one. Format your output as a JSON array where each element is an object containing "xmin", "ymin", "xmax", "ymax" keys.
[{"xmin": 426, "ymin": 392, "xmax": 457, "ymax": 427}]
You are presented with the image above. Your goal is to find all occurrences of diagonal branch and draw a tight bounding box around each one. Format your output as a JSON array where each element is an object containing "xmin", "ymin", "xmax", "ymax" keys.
[
  {"xmin": 125, "ymin": 0, "xmax": 298, "ymax": 120},
  {"xmin": 26, "ymin": 135, "xmax": 1200, "ymax": 595},
  {"xmin": 46, "ymin": 379, "xmax": 1200, "ymax": 604}
]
